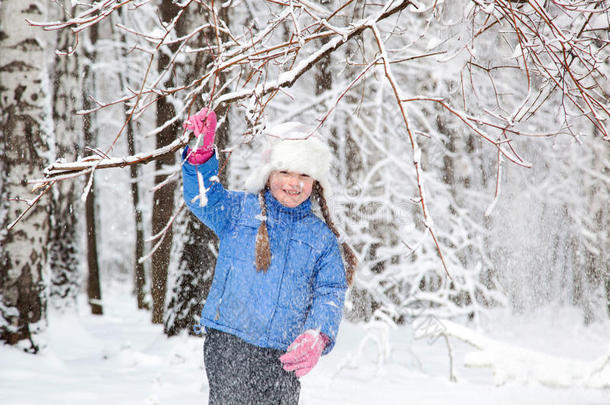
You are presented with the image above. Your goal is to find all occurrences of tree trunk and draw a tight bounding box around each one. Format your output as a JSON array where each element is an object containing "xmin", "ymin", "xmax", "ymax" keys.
[
  {"xmin": 85, "ymin": 180, "xmax": 102, "ymax": 315},
  {"xmin": 82, "ymin": 24, "xmax": 103, "ymax": 316},
  {"xmin": 128, "ymin": 119, "xmax": 147, "ymax": 310},
  {"xmin": 606, "ymin": 276, "xmax": 610, "ymax": 319},
  {"xmin": 48, "ymin": 0, "xmax": 83, "ymax": 311},
  {"xmin": 0, "ymin": 0, "xmax": 52, "ymax": 351},
  {"xmin": 113, "ymin": 8, "xmax": 148, "ymax": 310},
  {"xmin": 582, "ymin": 129, "xmax": 609, "ymax": 323},
  {"xmin": 164, "ymin": 214, "xmax": 216, "ymax": 336},
  {"xmin": 151, "ymin": 0, "xmax": 181, "ymax": 324}
]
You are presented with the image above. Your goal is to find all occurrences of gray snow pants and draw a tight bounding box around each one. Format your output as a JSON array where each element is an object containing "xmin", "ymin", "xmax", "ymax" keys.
[{"xmin": 203, "ymin": 328, "xmax": 301, "ymax": 405}]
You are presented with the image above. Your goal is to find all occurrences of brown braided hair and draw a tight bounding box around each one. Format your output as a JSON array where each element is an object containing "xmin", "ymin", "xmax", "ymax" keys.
[
  {"xmin": 255, "ymin": 190, "xmax": 271, "ymax": 271},
  {"xmin": 254, "ymin": 183, "xmax": 358, "ymax": 285},
  {"xmin": 312, "ymin": 181, "xmax": 358, "ymax": 285}
]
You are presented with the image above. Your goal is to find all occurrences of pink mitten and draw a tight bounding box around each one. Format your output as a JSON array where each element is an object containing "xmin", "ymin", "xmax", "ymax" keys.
[
  {"xmin": 183, "ymin": 108, "xmax": 217, "ymax": 164},
  {"xmin": 279, "ymin": 330, "xmax": 329, "ymax": 377}
]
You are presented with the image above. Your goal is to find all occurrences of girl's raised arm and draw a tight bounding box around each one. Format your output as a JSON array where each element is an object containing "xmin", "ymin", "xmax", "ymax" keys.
[
  {"xmin": 182, "ymin": 109, "xmax": 242, "ymax": 237},
  {"xmin": 182, "ymin": 150, "xmax": 245, "ymax": 238}
]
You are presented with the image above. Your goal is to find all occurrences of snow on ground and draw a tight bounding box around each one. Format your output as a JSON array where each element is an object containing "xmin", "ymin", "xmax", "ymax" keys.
[{"xmin": 1, "ymin": 290, "xmax": 609, "ymax": 405}]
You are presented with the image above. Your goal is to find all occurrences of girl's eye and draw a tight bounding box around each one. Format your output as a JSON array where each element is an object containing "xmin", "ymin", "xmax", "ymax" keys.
[
  {"xmin": 279, "ymin": 171, "xmax": 289, "ymax": 175},
  {"xmin": 300, "ymin": 174, "xmax": 310, "ymax": 179}
]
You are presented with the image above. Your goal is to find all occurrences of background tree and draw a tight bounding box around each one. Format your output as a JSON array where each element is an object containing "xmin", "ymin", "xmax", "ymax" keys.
[
  {"xmin": 111, "ymin": 7, "xmax": 148, "ymax": 310},
  {"xmin": 150, "ymin": 0, "xmax": 183, "ymax": 324},
  {"xmin": 48, "ymin": 0, "xmax": 83, "ymax": 311},
  {"xmin": 0, "ymin": 0, "xmax": 53, "ymax": 350},
  {"xmin": 82, "ymin": 23, "xmax": 103, "ymax": 316}
]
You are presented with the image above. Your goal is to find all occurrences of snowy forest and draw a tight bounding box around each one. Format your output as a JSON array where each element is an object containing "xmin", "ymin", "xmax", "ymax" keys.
[{"xmin": 1, "ymin": 0, "xmax": 609, "ymax": 403}]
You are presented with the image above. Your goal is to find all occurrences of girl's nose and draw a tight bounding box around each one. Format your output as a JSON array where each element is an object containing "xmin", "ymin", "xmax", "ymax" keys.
[{"xmin": 286, "ymin": 174, "xmax": 299, "ymax": 185}]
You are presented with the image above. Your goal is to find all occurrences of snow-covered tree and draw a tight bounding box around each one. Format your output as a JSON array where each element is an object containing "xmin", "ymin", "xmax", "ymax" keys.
[
  {"xmin": 2, "ymin": 0, "xmax": 608, "ymax": 350},
  {"xmin": 110, "ymin": 7, "xmax": 148, "ymax": 310},
  {"xmin": 165, "ymin": 211, "xmax": 215, "ymax": 336},
  {"xmin": 48, "ymin": 0, "xmax": 83, "ymax": 312}
]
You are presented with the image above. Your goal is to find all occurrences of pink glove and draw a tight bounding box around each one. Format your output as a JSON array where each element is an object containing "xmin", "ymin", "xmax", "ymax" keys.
[
  {"xmin": 279, "ymin": 330, "xmax": 329, "ymax": 377},
  {"xmin": 183, "ymin": 108, "xmax": 217, "ymax": 164}
]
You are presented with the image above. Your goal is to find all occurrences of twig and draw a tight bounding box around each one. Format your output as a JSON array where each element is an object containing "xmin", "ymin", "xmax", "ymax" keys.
[
  {"xmin": 485, "ymin": 148, "xmax": 503, "ymax": 217},
  {"xmin": 369, "ymin": 22, "xmax": 453, "ymax": 281},
  {"xmin": 7, "ymin": 182, "xmax": 56, "ymax": 231},
  {"xmin": 442, "ymin": 334, "xmax": 457, "ymax": 382}
]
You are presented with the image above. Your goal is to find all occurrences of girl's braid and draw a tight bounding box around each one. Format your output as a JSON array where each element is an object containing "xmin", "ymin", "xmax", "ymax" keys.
[
  {"xmin": 255, "ymin": 190, "xmax": 271, "ymax": 271},
  {"xmin": 313, "ymin": 182, "xmax": 357, "ymax": 285}
]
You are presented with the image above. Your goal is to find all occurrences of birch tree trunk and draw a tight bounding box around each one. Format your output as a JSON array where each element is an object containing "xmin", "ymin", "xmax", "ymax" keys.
[
  {"xmin": 48, "ymin": 0, "xmax": 83, "ymax": 311},
  {"xmin": 0, "ymin": 0, "xmax": 52, "ymax": 350}
]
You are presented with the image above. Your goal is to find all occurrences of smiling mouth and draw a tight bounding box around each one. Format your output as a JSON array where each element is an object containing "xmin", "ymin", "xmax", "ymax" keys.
[{"xmin": 283, "ymin": 189, "xmax": 301, "ymax": 197}]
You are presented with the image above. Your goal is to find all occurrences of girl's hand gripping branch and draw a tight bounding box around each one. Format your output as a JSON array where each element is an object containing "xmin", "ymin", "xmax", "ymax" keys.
[
  {"xmin": 279, "ymin": 330, "xmax": 329, "ymax": 377},
  {"xmin": 183, "ymin": 107, "xmax": 217, "ymax": 165}
]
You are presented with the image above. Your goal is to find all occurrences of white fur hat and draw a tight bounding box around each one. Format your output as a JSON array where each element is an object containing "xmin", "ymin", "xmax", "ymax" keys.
[{"xmin": 245, "ymin": 122, "xmax": 332, "ymax": 197}]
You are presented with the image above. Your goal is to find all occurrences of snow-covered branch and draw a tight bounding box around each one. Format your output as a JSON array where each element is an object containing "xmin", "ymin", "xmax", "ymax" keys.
[
  {"xmin": 419, "ymin": 320, "xmax": 610, "ymax": 389},
  {"xmin": 368, "ymin": 22, "xmax": 453, "ymax": 280},
  {"xmin": 36, "ymin": 132, "xmax": 191, "ymax": 180},
  {"xmin": 33, "ymin": 0, "xmax": 414, "ymax": 184}
]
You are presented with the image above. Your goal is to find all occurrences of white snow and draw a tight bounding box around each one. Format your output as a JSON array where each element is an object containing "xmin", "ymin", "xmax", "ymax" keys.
[
  {"xmin": 196, "ymin": 170, "xmax": 208, "ymax": 207},
  {"xmin": 1, "ymin": 289, "xmax": 608, "ymax": 405}
]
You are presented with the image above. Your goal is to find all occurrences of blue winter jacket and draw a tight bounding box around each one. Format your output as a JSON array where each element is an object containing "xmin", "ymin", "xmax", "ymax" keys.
[{"xmin": 182, "ymin": 149, "xmax": 347, "ymax": 354}]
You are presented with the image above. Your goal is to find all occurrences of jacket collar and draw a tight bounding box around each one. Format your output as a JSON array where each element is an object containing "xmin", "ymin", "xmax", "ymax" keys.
[{"xmin": 264, "ymin": 189, "xmax": 311, "ymax": 223}]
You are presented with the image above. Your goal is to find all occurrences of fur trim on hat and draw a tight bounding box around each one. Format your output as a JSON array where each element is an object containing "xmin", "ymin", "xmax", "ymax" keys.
[{"xmin": 245, "ymin": 122, "xmax": 332, "ymax": 197}]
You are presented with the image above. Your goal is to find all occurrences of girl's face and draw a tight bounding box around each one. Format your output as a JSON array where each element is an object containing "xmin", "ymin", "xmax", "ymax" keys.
[{"xmin": 268, "ymin": 170, "xmax": 314, "ymax": 208}]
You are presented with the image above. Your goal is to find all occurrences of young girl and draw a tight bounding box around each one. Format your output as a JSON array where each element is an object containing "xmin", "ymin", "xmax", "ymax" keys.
[{"xmin": 182, "ymin": 108, "xmax": 357, "ymax": 404}]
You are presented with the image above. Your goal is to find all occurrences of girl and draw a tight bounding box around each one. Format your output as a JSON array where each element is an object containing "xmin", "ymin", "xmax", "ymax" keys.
[{"xmin": 182, "ymin": 108, "xmax": 357, "ymax": 404}]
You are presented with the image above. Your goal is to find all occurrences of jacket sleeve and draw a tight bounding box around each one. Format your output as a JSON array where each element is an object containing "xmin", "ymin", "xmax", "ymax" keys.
[
  {"xmin": 182, "ymin": 147, "xmax": 240, "ymax": 237},
  {"xmin": 303, "ymin": 234, "xmax": 348, "ymax": 355}
]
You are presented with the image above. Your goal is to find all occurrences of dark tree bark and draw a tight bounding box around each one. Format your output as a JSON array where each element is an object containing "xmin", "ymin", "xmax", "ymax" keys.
[
  {"xmin": 606, "ymin": 276, "xmax": 610, "ymax": 319},
  {"xmin": 82, "ymin": 24, "xmax": 103, "ymax": 316},
  {"xmin": 85, "ymin": 180, "xmax": 102, "ymax": 315},
  {"xmin": 128, "ymin": 119, "xmax": 147, "ymax": 310},
  {"xmin": 164, "ymin": 215, "xmax": 215, "ymax": 336},
  {"xmin": 151, "ymin": 0, "xmax": 182, "ymax": 324}
]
